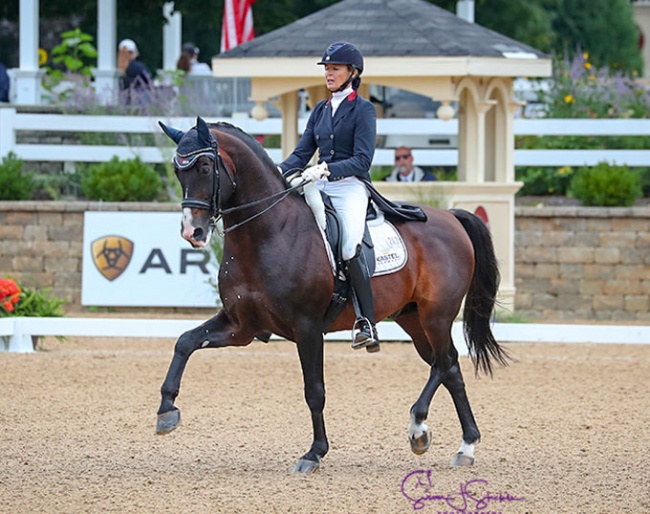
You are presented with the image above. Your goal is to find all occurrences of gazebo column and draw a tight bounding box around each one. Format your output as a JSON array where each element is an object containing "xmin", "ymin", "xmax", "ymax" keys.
[
  {"xmin": 14, "ymin": 0, "xmax": 43, "ymax": 104},
  {"xmin": 279, "ymin": 91, "xmax": 300, "ymax": 159},
  {"xmin": 304, "ymin": 85, "xmax": 328, "ymax": 109},
  {"xmin": 457, "ymin": 87, "xmax": 495, "ymax": 183},
  {"xmin": 93, "ymin": 0, "xmax": 119, "ymax": 105},
  {"xmin": 486, "ymin": 80, "xmax": 523, "ymax": 183}
]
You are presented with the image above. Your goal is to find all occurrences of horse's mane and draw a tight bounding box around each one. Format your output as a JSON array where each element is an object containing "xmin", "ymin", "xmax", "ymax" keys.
[{"xmin": 208, "ymin": 121, "xmax": 281, "ymax": 175}]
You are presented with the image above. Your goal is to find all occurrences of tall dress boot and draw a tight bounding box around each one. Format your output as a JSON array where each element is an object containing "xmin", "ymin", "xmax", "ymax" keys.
[{"xmin": 347, "ymin": 246, "xmax": 380, "ymax": 353}]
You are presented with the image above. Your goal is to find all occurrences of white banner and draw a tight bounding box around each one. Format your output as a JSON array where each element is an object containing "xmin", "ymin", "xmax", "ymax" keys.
[{"xmin": 82, "ymin": 212, "xmax": 219, "ymax": 307}]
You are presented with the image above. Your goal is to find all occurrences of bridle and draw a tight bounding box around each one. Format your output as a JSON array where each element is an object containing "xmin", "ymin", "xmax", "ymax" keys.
[{"xmin": 179, "ymin": 135, "xmax": 306, "ymax": 236}]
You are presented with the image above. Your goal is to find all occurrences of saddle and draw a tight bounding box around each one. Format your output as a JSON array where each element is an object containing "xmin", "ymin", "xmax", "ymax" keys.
[{"xmin": 320, "ymin": 188, "xmax": 426, "ymax": 332}]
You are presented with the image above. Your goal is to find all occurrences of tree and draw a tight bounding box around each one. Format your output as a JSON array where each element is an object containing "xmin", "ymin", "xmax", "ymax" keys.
[
  {"xmin": 1, "ymin": 0, "xmax": 643, "ymax": 74},
  {"xmin": 552, "ymin": 0, "xmax": 642, "ymax": 74}
]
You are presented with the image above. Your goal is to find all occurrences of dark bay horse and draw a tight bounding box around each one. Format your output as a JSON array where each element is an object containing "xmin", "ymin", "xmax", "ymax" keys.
[{"xmin": 156, "ymin": 117, "xmax": 509, "ymax": 473}]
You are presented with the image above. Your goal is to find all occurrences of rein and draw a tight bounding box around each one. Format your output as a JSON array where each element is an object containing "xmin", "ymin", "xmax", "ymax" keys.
[{"xmin": 219, "ymin": 181, "xmax": 306, "ymax": 235}]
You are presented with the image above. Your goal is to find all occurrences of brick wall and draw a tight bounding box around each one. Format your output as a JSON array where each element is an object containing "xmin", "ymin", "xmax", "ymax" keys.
[
  {"xmin": 514, "ymin": 206, "xmax": 650, "ymax": 322},
  {"xmin": 1, "ymin": 202, "xmax": 649, "ymax": 321}
]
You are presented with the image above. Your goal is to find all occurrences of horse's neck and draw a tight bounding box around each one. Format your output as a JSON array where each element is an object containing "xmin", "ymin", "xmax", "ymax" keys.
[{"xmin": 223, "ymin": 160, "xmax": 311, "ymax": 238}]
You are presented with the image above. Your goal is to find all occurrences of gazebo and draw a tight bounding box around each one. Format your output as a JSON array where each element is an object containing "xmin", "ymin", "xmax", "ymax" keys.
[{"xmin": 212, "ymin": 0, "xmax": 552, "ymax": 309}]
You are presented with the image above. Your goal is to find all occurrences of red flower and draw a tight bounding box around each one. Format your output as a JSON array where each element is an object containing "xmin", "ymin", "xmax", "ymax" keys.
[{"xmin": 0, "ymin": 278, "xmax": 21, "ymax": 314}]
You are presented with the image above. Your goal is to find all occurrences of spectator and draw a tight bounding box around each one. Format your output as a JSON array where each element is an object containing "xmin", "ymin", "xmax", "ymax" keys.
[
  {"xmin": 117, "ymin": 39, "xmax": 153, "ymax": 101},
  {"xmin": 384, "ymin": 147, "xmax": 437, "ymax": 182},
  {"xmin": 177, "ymin": 42, "xmax": 212, "ymax": 76}
]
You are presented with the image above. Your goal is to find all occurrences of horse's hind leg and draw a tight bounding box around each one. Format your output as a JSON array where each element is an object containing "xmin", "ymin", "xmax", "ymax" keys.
[
  {"xmin": 396, "ymin": 311, "xmax": 440, "ymax": 456},
  {"xmin": 156, "ymin": 310, "xmax": 253, "ymax": 434},
  {"xmin": 399, "ymin": 310, "xmax": 479, "ymax": 465},
  {"xmin": 442, "ymin": 362, "xmax": 481, "ymax": 466}
]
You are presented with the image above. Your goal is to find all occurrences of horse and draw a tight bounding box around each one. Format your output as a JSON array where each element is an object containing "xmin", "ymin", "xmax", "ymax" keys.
[{"xmin": 156, "ymin": 117, "xmax": 509, "ymax": 474}]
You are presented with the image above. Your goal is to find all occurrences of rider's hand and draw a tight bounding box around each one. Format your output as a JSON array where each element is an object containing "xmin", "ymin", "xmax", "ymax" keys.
[{"xmin": 301, "ymin": 163, "xmax": 330, "ymax": 183}]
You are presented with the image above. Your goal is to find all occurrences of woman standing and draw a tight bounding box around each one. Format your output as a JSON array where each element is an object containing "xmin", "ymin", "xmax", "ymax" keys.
[{"xmin": 278, "ymin": 41, "xmax": 379, "ymax": 353}]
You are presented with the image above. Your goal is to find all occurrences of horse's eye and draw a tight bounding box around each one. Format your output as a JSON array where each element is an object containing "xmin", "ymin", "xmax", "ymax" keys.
[{"xmin": 199, "ymin": 162, "xmax": 212, "ymax": 175}]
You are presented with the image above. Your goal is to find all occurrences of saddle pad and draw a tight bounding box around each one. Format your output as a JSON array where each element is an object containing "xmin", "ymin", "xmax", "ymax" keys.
[{"xmin": 369, "ymin": 220, "xmax": 407, "ymax": 276}]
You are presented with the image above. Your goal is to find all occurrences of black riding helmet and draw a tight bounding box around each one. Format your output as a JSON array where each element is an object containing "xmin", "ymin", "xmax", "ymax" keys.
[{"xmin": 317, "ymin": 41, "xmax": 364, "ymax": 91}]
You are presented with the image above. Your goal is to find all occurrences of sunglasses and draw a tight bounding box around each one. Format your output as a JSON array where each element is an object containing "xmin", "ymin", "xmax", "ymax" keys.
[{"xmin": 395, "ymin": 154, "xmax": 411, "ymax": 160}]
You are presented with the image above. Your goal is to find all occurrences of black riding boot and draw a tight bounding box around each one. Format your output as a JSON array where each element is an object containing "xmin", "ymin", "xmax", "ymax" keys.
[{"xmin": 347, "ymin": 247, "xmax": 380, "ymax": 353}]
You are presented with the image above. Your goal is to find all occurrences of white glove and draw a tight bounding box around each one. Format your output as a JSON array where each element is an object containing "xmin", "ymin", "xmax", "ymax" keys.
[{"xmin": 301, "ymin": 163, "xmax": 330, "ymax": 183}]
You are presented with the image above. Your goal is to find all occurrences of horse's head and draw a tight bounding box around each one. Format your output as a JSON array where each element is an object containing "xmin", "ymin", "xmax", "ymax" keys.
[{"xmin": 159, "ymin": 117, "xmax": 233, "ymax": 248}]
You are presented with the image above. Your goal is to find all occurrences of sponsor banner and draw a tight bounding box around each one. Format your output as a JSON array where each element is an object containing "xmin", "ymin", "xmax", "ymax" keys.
[{"xmin": 82, "ymin": 212, "xmax": 219, "ymax": 307}]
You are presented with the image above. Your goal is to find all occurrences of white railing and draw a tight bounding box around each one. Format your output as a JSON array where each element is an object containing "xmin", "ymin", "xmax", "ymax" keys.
[
  {"xmin": 1, "ymin": 107, "xmax": 649, "ymax": 168},
  {"xmin": 1, "ymin": 317, "xmax": 649, "ymax": 353}
]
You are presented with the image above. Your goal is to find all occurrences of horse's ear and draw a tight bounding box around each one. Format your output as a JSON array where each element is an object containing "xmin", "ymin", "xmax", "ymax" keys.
[
  {"xmin": 196, "ymin": 117, "xmax": 211, "ymax": 141},
  {"xmin": 158, "ymin": 121, "xmax": 185, "ymax": 144}
]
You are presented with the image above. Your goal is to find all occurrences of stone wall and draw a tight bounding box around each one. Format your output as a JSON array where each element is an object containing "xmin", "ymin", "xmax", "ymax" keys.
[
  {"xmin": 514, "ymin": 206, "xmax": 650, "ymax": 322},
  {"xmin": 1, "ymin": 202, "xmax": 649, "ymax": 322}
]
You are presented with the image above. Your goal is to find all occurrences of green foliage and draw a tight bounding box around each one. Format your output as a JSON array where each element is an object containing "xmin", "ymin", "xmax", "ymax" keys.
[
  {"xmin": 81, "ymin": 156, "xmax": 163, "ymax": 201},
  {"xmin": 568, "ymin": 162, "xmax": 642, "ymax": 207},
  {"xmin": 42, "ymin": 28, "xmax": 97, "ymax": 101},
  {"xmin": 552, "ymin": 0, "xmax": 642, "ymax": 74},
  {"xmin": 0, "ymin": 152, "xmax": 36, "ymax": 200},
  {"xmin": 516, "ymin": 166, "xmax": 575, "ymax": 196},
  {"xmin": 50, "ymin": 28, "xmax": 97, "ymax": 75},
  {"xmin": 639, "ymin": 168, "xmax": 650, "ymax": 197},
  {"xmin": 11, "ymin": 284, "xmax": 66, "ymax": 317}
]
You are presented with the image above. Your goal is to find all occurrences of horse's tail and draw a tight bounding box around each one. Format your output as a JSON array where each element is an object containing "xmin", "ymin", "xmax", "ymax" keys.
[{"xmin": 451, "ymin": 209, "xmax": 510, "ymax": 376}]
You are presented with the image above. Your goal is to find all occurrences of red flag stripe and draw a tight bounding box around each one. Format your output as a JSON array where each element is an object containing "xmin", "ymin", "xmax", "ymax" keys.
[{"xmin": 221, "ymin": 0, "xmax": 255, "ymax": 53}]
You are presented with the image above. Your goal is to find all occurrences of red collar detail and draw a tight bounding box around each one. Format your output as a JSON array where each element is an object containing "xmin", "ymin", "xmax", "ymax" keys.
[{"xmin": 325, "ymin": 90, "xmax": 357, "ymax": 104}]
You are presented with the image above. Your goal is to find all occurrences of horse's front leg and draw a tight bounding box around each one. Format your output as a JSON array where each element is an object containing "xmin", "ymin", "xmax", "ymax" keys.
[
  {"xmin": 292, "ymin": 335, "xmax": 328, "ymax": 474},
  {"xmin": 156, "ymin": 309, "xmax": 253, "ymax": 434}
]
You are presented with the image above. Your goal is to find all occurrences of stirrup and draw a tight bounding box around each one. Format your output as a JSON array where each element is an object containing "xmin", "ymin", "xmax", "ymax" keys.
[{"xmin": 351, "ymin": 318, "xmax": 379, "ymax": 351}]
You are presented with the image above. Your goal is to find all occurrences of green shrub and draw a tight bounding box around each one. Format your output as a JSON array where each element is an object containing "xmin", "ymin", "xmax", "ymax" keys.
[
  {"xmin": 81, "ymin": 156, "xmax": 163, "ymax": 201},
  {"xmin": 638, "ymin": 168, "xmax": 650, "ymax": 198},
  {"xmin": 0, "ymin": 152, "xmax": 36, "ymax": 200},
  {"xmin": 516, "ymin": 166, "xmax": 575, "ymax": 196},
  {"xmin": 568, "ymin": 161, "xmax": 642, "ymax": 206}
]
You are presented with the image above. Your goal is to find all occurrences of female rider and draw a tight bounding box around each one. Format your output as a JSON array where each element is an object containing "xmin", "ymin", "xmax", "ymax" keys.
[{"xmin": 278, "ymin": 41, "xmax": 379, "ymax": 353}]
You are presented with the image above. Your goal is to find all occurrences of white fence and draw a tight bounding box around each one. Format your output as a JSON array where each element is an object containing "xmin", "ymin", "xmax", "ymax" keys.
[
  {"xmin": 1, "ymin": 107, "xmax": 649, "ymax": 168},
  {"xmin": 1, "ymin": 317, "xmax": 649, "ymax": 353}
]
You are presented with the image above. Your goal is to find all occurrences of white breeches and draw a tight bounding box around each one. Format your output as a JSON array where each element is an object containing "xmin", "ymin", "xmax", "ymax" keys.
[{"xmin": 318, "ymin": 176, "xmax": 369, "ymax": 260}]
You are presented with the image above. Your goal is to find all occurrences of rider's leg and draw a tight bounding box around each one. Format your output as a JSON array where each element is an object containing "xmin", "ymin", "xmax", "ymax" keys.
[
  {"xmin": 347, "ymin": 244, "xmax": 379, "ymax": 351},
  {"xmin": 324, "ymin": 178, "xmax": 379, "ymax": 352}
]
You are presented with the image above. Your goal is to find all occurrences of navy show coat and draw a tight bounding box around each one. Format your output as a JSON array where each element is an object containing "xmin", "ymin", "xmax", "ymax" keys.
[{"xmin": 279, "ymin": 91, "xmax": 377, "ymax": 181}]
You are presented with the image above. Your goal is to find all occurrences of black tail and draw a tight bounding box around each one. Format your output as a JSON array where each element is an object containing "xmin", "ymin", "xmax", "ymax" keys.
[{"xmin": 451, "ymin": 209, "xmax": 510, "ymax": 376}]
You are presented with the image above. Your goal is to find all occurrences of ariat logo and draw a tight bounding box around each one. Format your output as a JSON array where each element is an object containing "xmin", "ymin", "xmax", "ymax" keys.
[{"xmin": 91, "ymin": 236, "xmax": 134, "ymax": 281}]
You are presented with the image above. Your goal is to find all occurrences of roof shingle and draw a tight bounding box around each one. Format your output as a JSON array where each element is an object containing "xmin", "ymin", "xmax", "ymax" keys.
[{"xmin": 215, "ymin": 0, "xmax": 546, "ymax": 60}]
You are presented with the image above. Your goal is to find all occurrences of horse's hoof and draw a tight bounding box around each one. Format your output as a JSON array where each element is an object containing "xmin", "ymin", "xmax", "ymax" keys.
[
  {"xmin": 156, "ymin": 408, "xmax": 181, "ymax": 435},
  {"xmin": 291, "ymin": 457, "xmax": 320, "ymax": 474},
  {"xmin": 410, "ymin": 430, "xmax": 432, "ymax": 455},
  {"xmin": 450, "ymin": 452, "xmax": 475, "ymax": 467}
]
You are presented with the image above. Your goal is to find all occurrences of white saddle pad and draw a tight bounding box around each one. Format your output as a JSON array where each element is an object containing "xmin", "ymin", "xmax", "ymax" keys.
[
  {"xmin": 319, "ymin": 211, "xmax": 408, "ymax": 277},
  {"xmin": 368, "ymin": 215, "xmax": 408, "ymax": 276}
]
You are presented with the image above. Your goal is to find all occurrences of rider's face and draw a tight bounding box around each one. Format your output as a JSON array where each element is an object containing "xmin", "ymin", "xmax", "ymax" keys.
[{"xmin": 324, "ymin": 64, "xmax": 354, "ymax": 92}]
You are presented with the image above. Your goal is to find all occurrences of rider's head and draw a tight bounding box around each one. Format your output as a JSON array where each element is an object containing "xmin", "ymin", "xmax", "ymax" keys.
[{"xmin": 317, "ymin": 41, "xmax": 364, "ymax": 91}]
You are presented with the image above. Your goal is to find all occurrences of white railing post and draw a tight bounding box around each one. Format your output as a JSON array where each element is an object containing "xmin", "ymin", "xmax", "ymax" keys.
[
  {"xmin": 9, "ymin": 318, "xmax": 34, "ymax": 353},
  {"xmin": 0, "ymin": 106, "xmax": 17, "ymax": 161}
]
